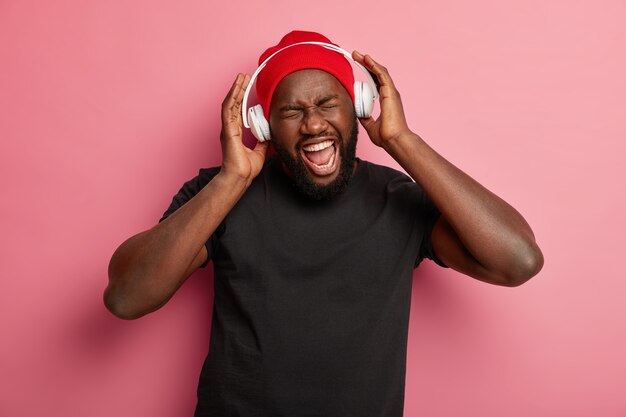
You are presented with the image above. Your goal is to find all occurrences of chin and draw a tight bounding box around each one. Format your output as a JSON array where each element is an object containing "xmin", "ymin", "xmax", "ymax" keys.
[{"xmin": 274, "ymin": 121, "xmax": 358, "ymax": 201}]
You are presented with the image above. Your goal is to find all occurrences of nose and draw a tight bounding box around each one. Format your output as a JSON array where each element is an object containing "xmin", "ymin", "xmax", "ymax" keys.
[{"xmin": 299, "ymin": 107, "xmax": 328, "ymax": 136}]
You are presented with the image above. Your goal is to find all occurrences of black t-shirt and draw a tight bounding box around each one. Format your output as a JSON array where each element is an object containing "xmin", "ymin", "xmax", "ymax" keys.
[{"xmin": 161, "ymin": 155, "xmax": 445, "ymax": 417}]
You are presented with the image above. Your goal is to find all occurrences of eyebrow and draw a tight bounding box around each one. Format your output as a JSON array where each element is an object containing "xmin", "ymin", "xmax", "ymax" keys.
[
  {"xmin": 279, "ymin": 95, "xmax": 339, "ymax": 112},
  {"xmin": 317, "ymin": 95, "xmax": 338, "ymax": 105}
]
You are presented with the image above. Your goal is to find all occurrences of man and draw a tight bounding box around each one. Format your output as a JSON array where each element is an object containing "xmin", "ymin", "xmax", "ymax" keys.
[{"xmin": 104, "ymin": 31, "xmax": 543, "ymax": 416}]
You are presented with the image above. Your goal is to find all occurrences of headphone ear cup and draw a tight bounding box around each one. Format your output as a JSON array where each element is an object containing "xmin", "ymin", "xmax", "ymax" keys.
[
  {"xmin": 356, "ymin": 81, "xmax": 375, "ymax": 118},
  {"xmin": 353, "ymin": 81, "xmax": 364, "ymax": 118},
  {"xmin": 248, "ymin": 104, "xmax": 271, "ymax": 142}
]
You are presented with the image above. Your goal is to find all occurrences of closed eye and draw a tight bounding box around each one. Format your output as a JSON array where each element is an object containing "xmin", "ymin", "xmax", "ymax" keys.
[
  {"xmin": 282, "ymin": 110, "xmax": 302, "ymax": 119},
  {"xmin": 280, "ymin": 105, "xmax": 303, "ymax": 119},
  {"xmin": 318, "ymin": 95, "xmax": 339, "ymax": 109}
]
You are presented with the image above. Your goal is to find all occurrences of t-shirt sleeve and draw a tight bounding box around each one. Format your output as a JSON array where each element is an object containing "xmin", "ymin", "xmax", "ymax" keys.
[
  {"xmin": 159, "ymin": 167, "xmax": 221, "ymax": 267},
  {"xmin": 414, "ymin": 189, "xmax": 448, "ymax": 269}
]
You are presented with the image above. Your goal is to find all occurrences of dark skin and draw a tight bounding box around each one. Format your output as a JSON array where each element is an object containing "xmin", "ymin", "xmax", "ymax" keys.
[
  {"xmin": 104, "ymin": 53, "xmax": 543, "ymax": 320},
  {"xmin": 269, "ymin": 69, "xmax": 357, "ymax": 186},
  {"xmin": 350, "ymin": 51, "xmax": 543, "ymax": 285}
]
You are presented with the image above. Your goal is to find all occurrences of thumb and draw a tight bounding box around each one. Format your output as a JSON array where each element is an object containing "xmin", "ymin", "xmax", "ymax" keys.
[
  {"xmin": 252, "ymin": 140, "xmax": 269, "ymax": 157},
  {"xmin": 358, "ymin": 116, "xmax": 376, "ymax": 136}
]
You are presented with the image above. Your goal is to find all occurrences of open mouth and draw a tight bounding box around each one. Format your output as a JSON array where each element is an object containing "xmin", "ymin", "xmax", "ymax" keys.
[{"xmin": 301, "ymin": 139, "xmax": 339, "ymax": 177}]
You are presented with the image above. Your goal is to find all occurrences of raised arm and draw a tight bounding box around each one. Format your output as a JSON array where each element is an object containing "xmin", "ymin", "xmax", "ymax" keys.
[
  {"xmin": 353, "ymin": 51, "xmax": 543, "ymax": 287},
  {"xmin": 104, "ymin": 74, "xmax": 268, "ymax": 319}
]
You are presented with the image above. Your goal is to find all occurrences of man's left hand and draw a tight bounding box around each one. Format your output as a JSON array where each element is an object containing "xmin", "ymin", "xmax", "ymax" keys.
[{"xmin": 352, "ymin": 51, "xmax": 414, "ymax": 148}]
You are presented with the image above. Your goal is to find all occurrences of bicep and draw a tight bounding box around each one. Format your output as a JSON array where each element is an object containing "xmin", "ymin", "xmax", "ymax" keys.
[{"xmin": 182, "ymin": 245, "xmax": 209, "ymax": 279}]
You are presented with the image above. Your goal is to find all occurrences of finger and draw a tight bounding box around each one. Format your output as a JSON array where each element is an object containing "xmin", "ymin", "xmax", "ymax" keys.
[
  {"xmin": 252, "ymin": 139, "xmax": 269, "ymax": 156},
  {"xmin": 222, "ymin": 74, "xmax": 246, "ymax": 123},
  {"xmin": 222, "ymin": 74, "xmax": 241, "ymax": 117},
  {"xmin": 352, "ymin": 50, "xmax": 365, "ymax": 63},
  {"xmin": 232, "ymin": 74, "xmax": 251, "ymax": 105},
  {"xmin": 224, "ymin": 73, "xmax": 251, "ymax": 107},
  {"xmin": 353, "ymin": 50, "xmax": 380, "ymax": 91},
  {"xmin": 223, "ymin": 74, "xmax": 242, "ymax": 105},
  {"xmin": 358, "ymin": 115, "xmax": 376, "ymax": 134},
  {"xmin": 355, "ymin": 52, "xmax": 396, "ymax": 90}
]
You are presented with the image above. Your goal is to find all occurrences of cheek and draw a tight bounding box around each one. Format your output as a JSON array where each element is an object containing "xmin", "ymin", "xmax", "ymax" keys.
[
  {"xmin": 270, "ymin": 129, "xmax": 299, "ymax": 156},
  {"xmin": 269, "ymin": 121, "xmax": 295, "ymax": 146},
  {"xmin": 269, "ymin": 115, "xmax": 299, "ymax": 133},
  {"xmin": 330, "ymin": 110, "xmax": 355, "ymax": 136}
]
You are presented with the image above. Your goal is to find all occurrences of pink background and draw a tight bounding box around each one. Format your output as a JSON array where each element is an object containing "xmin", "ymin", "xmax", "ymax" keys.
[{"xmin": 1, "ymin": 1, "xmax": 625, "ymax": 416}]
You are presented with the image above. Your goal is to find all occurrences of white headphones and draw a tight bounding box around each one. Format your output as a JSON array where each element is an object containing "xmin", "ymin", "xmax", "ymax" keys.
[{"xmin": 241, "ymin": 41, "xmax": 379, "ymax": 142}]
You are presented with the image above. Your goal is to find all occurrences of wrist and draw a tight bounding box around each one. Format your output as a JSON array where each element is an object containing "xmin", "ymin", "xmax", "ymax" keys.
[
  {"xmin": 213, "ymin": 170, "xmax": 251, "ymax": 196},
  {"xmin": 382, "ymin": 130, "xmax": 421, "ymax": 155}
]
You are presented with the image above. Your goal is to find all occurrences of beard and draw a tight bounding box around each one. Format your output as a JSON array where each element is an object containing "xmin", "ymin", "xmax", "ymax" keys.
[{"xmin": 273, "ymin": 113, "xmax": 359, "ymax": 201}]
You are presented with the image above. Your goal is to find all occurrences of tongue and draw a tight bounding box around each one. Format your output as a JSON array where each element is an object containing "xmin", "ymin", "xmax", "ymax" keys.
[{"xmin": 304, "ymin": 145, "xmax": 334, "ymax": 165}]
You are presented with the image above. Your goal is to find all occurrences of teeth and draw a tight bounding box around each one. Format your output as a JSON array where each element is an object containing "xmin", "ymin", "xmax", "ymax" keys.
[{"xmin": 303, "ymin": 140, "xmax": 333, "ymax": 152}]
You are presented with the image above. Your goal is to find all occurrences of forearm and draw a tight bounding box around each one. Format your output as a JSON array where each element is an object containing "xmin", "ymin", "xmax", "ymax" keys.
[
  {"xmin": 104, "ymin": 172, "xmax": 248, "ymax": 319},
  {"xmin": 383, "ymin": 131, "xmax": 543, "ymax": 280}
]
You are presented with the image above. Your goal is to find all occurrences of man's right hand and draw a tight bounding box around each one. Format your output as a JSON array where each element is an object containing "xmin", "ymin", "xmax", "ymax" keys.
[
  {"xmin": 104, "ymin": 74, "xmax": 269, "ymax": 320},
  {"xmin": 219, "ymin": 73, "xmax": 268, "ymax": 186}
]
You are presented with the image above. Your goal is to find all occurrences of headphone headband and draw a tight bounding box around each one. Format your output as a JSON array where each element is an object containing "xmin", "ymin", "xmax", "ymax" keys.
[{"xmin": 241, "ymin": 41, "xmax": 378, "ymax": 128}]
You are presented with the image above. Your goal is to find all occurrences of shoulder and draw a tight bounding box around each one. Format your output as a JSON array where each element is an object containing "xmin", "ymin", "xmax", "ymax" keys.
[
  {"xmin": 159, "ymin": 166, "xmax": 221, "ymax": 222},
  {"xmin": 173, "ymin": 166, "xmax": 222, "ymax": 195},
  {"xmin": 358, "ymin": 159, "xmax": 417, "ymax": 190},
  {"xmin": 193, "ymin": 166, "xmax": 222, "ymax": 188},
  {"xmin": 359, "ymin": 159, "xmax": 410, "ymax": 180},
  {"xmin": 188, "ymin": 156, "xmax": 279, "ymax": 189},
  {"xmin": 356, "ymin": 159, "xmax": 431, "ymax": 207}
]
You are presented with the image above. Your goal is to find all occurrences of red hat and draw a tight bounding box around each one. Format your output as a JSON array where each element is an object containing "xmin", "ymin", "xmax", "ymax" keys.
[{"xmin": 256, "ymin": 30, "xmax": 355, "ymax": 119}]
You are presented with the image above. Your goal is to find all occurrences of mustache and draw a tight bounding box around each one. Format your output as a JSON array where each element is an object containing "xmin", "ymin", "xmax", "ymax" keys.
[{"xmin": 296, "ymin": 131, "xmax": 340, "ymax": 148}]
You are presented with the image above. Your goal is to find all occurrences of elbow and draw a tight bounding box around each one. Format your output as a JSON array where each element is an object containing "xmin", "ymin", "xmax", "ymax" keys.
[
  {"xmin": 502, "ymin": 243, "xmax": 544, "ymax": 287},
  {"xmin": 105, "ymin": 249, "xmax": 155, "ymax": 320},
  {"xmin": 103, "ymin": 285, "xmax": 148, "ymax": 320}
]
